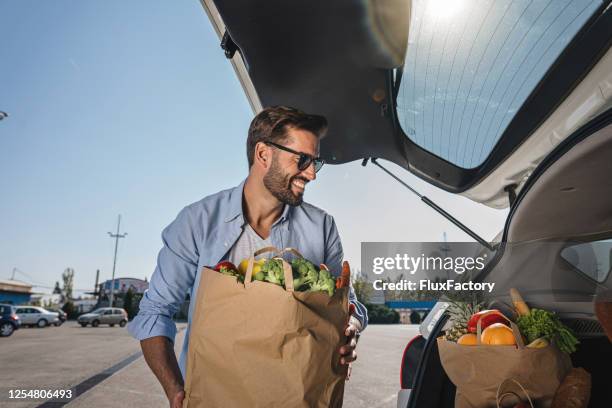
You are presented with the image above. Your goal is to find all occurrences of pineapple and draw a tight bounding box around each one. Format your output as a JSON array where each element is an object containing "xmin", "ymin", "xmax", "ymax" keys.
[
  {"xmin": 445, "ymin": 325, "xmax": 468, "ymax": 342},
  {"xmin": 444, "ymin": 300, "xmax": 483, "ymax": 342}
]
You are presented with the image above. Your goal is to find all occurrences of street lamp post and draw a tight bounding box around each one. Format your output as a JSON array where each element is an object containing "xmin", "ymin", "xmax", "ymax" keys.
[{"xmin": 108, "ymin": 215, "xmax": 127, "ymax": 307}]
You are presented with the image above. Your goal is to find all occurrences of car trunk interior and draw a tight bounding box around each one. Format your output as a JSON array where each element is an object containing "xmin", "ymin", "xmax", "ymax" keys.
[{"xmin": 410, "ymin": 114, "xmax": 612, "ymax": 408}]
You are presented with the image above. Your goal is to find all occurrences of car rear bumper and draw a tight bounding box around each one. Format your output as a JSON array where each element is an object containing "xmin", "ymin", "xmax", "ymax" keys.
[{"xmin": 397, "ymin": 389, "xmax": 411, "ymax": 408}]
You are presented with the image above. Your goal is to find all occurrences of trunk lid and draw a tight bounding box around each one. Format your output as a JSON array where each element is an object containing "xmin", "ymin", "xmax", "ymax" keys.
[{"xmin": 199, "ymin": 0, "xmax": 612, "ymax": 207}]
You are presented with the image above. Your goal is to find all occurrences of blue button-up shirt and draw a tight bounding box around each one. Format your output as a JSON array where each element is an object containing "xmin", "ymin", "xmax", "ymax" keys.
[{"xmin": 128, "ymin": 180, "xmax": 368, "ymax": 378}]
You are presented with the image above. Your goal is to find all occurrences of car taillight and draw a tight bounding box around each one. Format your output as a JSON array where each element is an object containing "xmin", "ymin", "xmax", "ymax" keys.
[{"xmin": 11, "ymin": 314, "xmax": 19, "ymax": 320}]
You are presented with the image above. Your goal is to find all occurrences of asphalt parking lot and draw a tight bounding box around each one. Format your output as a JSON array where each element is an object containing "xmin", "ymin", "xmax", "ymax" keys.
[
  {"xmin": 1, "ymin": 322, "xmax": 418, "ymax": 407},
  {"xmin": 0, "ymin": 321, "xmax": 151, "ymax": 408}
]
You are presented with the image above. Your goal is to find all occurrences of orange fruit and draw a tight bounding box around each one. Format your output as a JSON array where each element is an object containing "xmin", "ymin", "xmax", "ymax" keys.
[
  {"xmin": 481, "ymin": 323, "xmax": 516, "ymax": 345},
  {"xmin": 457, "ymin": 333, "xmax": 478, "ymax": 345}
]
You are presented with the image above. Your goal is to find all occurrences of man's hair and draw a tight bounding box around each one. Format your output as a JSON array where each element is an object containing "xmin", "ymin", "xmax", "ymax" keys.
[{"xmin": 246, "ymin": 106, "xmax": 328, "ymax": 167}]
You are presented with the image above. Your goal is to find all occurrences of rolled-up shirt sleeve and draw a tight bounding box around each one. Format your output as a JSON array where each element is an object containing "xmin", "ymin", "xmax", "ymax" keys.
[
  {"xmin": 323, "ymin": 214, "xmax": 368, "ymax": 330},
  {"xmin": 128, "ymin": 206, "xmax": 199, "ymax": 343}
]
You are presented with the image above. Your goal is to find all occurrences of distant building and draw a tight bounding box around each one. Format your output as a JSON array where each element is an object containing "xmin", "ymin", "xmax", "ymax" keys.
[
  {"xmin": 30, "ymin": 293, "xmax": 62, "ymax": 308},
  {"xmin": 90, "ymin": 277, "xmax": 149, "ymax": 309},
  {"xmin": 99, "ymin": 277, "xmax": 148, "ymax": 295},
  {"xmin": 0, "ymin": 279, "xmax": 32, "ymax": 304},
  {"xmin": 73, "ymin": 298, "xmax": 97, "ymax": 313}
]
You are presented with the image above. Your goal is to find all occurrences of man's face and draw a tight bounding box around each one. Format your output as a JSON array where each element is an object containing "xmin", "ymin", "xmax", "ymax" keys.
[{"xmin": 263, "ymin": 128, "xmax": 319, "ymax": 206}]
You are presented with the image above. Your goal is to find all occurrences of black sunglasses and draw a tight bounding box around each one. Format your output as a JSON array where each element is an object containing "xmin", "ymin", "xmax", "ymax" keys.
[{"xmin": 264, "ymin": 141, "xmax": 325, "ymax": 173}]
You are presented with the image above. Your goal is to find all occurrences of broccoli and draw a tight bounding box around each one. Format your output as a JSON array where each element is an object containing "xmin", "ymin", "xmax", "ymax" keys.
[
  {"xmin": 291, "ymin": 259, "xmax": 308, "ymax": 275},
  {"xmin": 292, "ymin": 259, "xmax": 319, "ymax": 285},
  {"xmin": 256, "ymin": 257, "xmax": 337, "ymax": 296},
  {"xmin": 292, "ymin": 276, "xmax": 307, "ymax": 290},
  {"xmin": 309, "ymin": 276, "xmax": 335, "ymax": 296},
  {"xmin": 298, "ymin": 263, "xmax": 309, "ymax": 276},
  {"xmin": 299, "ymin": 268, "xmax": 317, "ymax": 287},
  {"xmin": 320, "ymin": 277, "xmax": 336, "ymax": 297},
  {"xmin": 262, "ymin": 259, "xmax": 285, "ymax": 286}
]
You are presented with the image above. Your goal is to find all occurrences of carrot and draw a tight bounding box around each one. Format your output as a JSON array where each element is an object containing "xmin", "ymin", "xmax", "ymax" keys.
[
  {"xmin": 323, "ymin": 261, "xmax": 350, "ymax": 288},
  {"xmin": 340, "ymin": 261, "xmax": 351, "ymax": 288}
]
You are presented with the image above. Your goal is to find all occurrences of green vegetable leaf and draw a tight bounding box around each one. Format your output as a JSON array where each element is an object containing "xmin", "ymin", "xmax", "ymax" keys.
[{"xmin": 517, "ymin": 308, "xmax": 579, "ymax": 354}]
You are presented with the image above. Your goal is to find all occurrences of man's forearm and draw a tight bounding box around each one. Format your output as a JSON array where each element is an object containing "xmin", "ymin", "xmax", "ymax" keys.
[{"xmin": 140, "ymin": 336, "xmax": 184, "ymax": 399}]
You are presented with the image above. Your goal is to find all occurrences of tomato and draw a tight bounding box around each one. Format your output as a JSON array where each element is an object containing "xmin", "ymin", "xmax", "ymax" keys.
[{"xmin": 213, "ymin": 261, "xmax": 238, "ymax": 273}]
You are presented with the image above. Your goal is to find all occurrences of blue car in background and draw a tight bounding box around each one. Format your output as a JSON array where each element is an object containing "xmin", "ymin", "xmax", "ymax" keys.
[{"xmin": 0, "ymin": 304, "xmax": 21, "ymax": 337}]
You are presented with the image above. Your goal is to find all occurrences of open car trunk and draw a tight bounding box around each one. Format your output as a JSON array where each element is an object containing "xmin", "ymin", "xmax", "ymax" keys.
[
  {"xmin": 198, "ymin": 2, "xmax": 612, "ymax": 403},
  {"xmin": 408, "ymin": 109, "xmax": 612, "ymax": 407}
]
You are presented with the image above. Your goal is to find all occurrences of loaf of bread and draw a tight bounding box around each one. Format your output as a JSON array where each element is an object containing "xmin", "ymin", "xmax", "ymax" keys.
[
  {"xmin": 594, "ymin": 301, "xmax": 612, "ymax": 342},
  {"xmin": 550, "ymin": 368, "xmax": 591, "ymax": 408}
]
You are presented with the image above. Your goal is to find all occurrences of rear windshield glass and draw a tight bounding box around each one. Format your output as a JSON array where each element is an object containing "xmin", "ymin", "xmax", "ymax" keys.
[
  {"xmin": 561, "ymin": 238, "xmax": 612, "ymax": 283},
  {"xmin": 396, "ymin": 0, "xmax": 602, "ymax": 168}
]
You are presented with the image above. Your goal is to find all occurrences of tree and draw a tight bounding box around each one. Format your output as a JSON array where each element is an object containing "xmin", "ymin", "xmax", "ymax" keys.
[
  {"xmin": 350, "ymin": 268, "xmax": 373, "ymax": 304},
  {"xmin": 365, "ymin": 303, "xmax": 400, "ymax": 324},
  {"xmin": 123, "ymin": 288, "xmax": 135, "ymax": 319},
  {"xmin": 62, "ymin": 301, "xmax": 78, "ymax": 319},
  {"xmin": 53, "ymin": 281, "xmax": 62, "ymax": 295},
  {"xmin": 62, "ymin": 268, "xmax": 75, "ymax": 301}
]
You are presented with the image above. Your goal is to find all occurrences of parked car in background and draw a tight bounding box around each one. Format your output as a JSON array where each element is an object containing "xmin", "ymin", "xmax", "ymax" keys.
[
  {"xmin": 14, "ymin": 306, "xmax": 58, "ymax": 328},
  {"xmin": 0, "ymin": 304, "xmax": 20, "ymax": 337},
  {"xmin": 77, "ymin": 308, "xmax": 128, "ymax": 328},
  {"xmin": 47, "ymin": 308, "xmax": 67, "ymax": 326}
]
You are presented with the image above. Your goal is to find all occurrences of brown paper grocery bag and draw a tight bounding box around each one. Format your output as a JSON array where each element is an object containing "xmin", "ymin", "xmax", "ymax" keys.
[
  {"xmin": 496, "ymin": 379, "xmax": 534, "ymax": 408},
  {"xmin": 183, "ymin": 247, "xmax": 350, "ymax": 408},
  {"xmin": 437, "ymin": 317, "xmax": 572, "ymax": 408}
]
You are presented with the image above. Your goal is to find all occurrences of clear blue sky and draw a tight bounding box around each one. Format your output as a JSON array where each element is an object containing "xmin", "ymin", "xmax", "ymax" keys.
[{"xmin": 0, "ymin": 1, "xmax": 507, "ymax": 296}]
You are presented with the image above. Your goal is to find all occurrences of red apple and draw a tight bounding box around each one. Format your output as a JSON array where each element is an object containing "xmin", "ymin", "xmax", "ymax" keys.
[
  {"xmin": 467, "ymin": 310, "xmax": 508, "ymax": 333},
  {"xmin": 213, "ymin": 261, "xmax": 238, "ymax": 273}
]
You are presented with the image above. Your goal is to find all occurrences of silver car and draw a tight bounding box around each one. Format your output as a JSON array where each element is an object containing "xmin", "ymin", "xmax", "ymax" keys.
[
  {"xmin": 15, "ymin": 306, "xmax": 60, "ymax": 328},
  {"xmin": 78, "ymin": 308, "xmax": 128, "ymax": 328}
]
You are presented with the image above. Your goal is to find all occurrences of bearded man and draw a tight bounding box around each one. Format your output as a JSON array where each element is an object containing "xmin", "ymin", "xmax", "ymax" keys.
[{"xmin": 128, "ymin": 106, "xmax": 368, "ymax": 407}]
